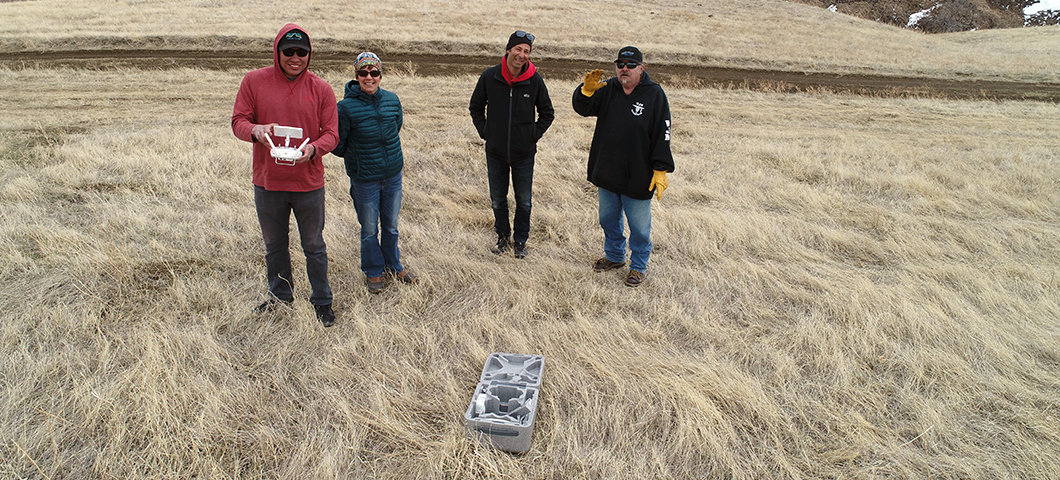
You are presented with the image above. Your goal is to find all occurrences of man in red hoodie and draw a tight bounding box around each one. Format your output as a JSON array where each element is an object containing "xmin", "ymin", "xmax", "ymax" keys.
[
  {"xmin": 232, "ymin": 24, "xmax": 339, "ymax": 327},
  {"xmin": 469, "ymin": 30, "xmax": 555, "ymax": 259}
]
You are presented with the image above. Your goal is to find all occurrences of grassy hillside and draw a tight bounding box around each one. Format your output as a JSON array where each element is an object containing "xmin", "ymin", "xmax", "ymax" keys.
[
  {"xmin": 2, "ymin": 0, "xmax": 1060, "ymax": 81},
  {"xmin": 2, "ymin": 1, "xmax": 1060, "ymax": 478}
]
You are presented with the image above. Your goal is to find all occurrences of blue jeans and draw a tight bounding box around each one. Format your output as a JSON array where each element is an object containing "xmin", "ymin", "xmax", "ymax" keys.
[
  {"xmin": 254, "ymin": 186, "xmax": 332, "ymax": 306},
  {"xmin": 598, "ymin": 187, "xmax": 652, "ymax": 272},
  {"xmin": 351, "ymin": 171, "xmax": 404, "ymax": 278},
  {"xmin": 486, "ymin": 152, "xmax": 534, "ymax": 244}
]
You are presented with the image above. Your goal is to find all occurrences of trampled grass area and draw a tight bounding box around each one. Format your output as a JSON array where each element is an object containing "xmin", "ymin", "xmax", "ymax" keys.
[{"xmin": 2, "ymin": 1, "xmax": 1060, "ymax": 478}]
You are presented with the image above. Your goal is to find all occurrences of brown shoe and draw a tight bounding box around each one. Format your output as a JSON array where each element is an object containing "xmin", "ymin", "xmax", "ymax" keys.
[
  {"xmin": 395, "ymin": 269, "xmax": 418, "ymax": 284},
  {"xmin": 624, "ymin": 270, "xmax": 645, "ymax": 287},
  {"xmin": 366, "ymin": 276, "xmax": 385, "ymax": 294},
  {"xmin": 593, "ymin": 257, "xmax": 626, "ymax": 272}
]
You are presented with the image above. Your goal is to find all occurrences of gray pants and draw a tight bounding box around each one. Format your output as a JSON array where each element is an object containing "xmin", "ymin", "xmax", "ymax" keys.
[{"xmin": 254, "ymin": 185, "xmax": 332, "ymax": 306}]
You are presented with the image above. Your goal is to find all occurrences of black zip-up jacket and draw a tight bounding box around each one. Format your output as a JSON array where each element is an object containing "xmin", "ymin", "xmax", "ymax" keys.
[
  {"xmin": 573, "ymin": 71, "xmax": 674, "ymax": 200},
  {"xmin": 469, "ymin": 62, "xmax": 555, "ymax": 160}
]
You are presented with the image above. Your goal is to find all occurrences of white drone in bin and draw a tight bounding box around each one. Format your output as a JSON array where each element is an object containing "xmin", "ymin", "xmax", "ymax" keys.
[{"xmin": 265, "ymin": 126, "xmax": 310, "ymax": 166}]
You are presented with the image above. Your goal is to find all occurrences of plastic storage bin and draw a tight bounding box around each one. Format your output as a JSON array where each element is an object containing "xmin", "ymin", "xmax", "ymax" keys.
[{"xmin": 465, "ymin": 352, "xmax": 545, "ymax": 453}]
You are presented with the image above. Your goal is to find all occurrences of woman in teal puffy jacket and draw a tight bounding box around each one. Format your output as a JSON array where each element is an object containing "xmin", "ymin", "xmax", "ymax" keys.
[{"xmin": 333, "ymin": 52, "xmax": 417, "ymax": 293}]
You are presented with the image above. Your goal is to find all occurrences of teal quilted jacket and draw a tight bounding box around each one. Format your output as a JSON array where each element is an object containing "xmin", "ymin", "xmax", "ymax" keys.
[{"xmin": 334, "ymin": 81, "xmax": 404, "ymax": 182}]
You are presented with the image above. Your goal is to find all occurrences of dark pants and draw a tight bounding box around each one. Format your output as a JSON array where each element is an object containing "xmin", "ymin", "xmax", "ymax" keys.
[
  {"xmin": 486, "ymin": 152, "xmax": 534, "ymax": 244},
  {"xmin": 254, "ymin": 185, "xmax": 332, "ymax": 306}
]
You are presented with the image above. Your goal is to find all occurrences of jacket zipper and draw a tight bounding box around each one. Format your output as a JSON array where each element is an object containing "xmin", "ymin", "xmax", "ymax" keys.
[
  {"xmin": 507, "ymin": 87, "xmax": 513, "ymax": 161},
  {"xmin": 371, "ymin": 95, "xmax": 391, "ymax": 177}
]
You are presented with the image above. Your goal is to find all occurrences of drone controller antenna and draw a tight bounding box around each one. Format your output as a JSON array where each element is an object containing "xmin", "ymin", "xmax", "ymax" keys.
[
  {"xmin": 296, "ymin": 137, "xmax": 310, "ymax": 152},
  {"xmin": 265, "ymin": 133, "xmax": 277, "ymax": 149}
]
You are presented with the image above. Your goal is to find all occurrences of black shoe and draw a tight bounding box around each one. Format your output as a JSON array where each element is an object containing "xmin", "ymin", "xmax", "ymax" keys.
[
  {"xmin": 255, "ymin": 297, "xmax": 292, "ymax": 313},
  {"xmin": 491, "ymin": 235, "xmax": 510, "ymax": 255},
  {"xmin": 315, "ymin": 304, "xmax": 336, "ymax": 327},
  {"xmin": 513, "ymin": 242, "xmax": 527, "ymax": 259}
]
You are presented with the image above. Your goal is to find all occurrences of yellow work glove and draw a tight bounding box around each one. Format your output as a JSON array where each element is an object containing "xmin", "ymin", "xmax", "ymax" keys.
[
  {"xmin": 580, "ymin": 69, "xmax": 607, "ymax": 97},
  {"xmin": 649, "ymin": 170, "xmax": 668, "ymax": 200}
]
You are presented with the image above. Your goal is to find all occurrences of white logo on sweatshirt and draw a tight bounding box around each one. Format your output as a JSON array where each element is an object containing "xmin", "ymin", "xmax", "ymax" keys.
[
  {"xmin": 664, "ymin": 119, "xmax": 671, "ymax": 141},
  {"xmin": 631, "ymin": 102, "xmax": 645, "ymax": 116}
]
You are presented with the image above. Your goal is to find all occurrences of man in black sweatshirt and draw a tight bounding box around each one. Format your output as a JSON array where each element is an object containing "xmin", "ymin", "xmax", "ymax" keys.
[
  {"xmin": 573, "ymin": 46, "xmax": 675, "ymax": 287},
  {"xmin": 469, "ymin": 30, "xmax": 555, "ymax": 259}
]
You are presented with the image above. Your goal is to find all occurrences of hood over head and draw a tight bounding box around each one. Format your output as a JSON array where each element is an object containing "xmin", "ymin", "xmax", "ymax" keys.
[{"xmin": 273, "ymin": 23, "xmax": 312, "ymax": 77}]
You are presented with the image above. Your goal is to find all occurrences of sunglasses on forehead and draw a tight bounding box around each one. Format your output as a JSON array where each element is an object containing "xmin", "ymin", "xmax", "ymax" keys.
[
  {"xmin": 356, "ymin": 69, "xmax": 381, "ymax": 78},
  {"xmin": 514, "ymin": 30, "xmax": 534, "ymax": 42},
  {"xmin": 282, "ymin": 48, "xmax": 309, "ymax": 57}
]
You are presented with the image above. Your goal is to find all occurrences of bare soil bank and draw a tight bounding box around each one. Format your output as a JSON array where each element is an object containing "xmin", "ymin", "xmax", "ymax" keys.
[{"xmin": 16, "ymin": 49, "xmax": 1060, "ymax": 102}]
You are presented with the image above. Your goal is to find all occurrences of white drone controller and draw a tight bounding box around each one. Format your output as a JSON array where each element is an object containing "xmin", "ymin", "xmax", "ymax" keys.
[{"xmin": 265, "ymin": 126, "xmax": 310, "ymax": 166}]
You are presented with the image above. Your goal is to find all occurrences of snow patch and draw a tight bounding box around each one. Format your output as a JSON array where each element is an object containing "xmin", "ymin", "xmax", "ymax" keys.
[
  {"xmin": 908, "ymin": 6, "xmax": 938, "ymax": 27},
  {"xmin": 1026, "ymin": 0, "xmax": 1060, "ymax": 16}
]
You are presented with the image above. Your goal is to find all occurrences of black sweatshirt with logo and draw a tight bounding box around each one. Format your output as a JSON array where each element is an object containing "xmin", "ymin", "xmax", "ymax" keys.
[{"xmin": 573, "ymin": 71, "xmax": 674, "ymax": 200}]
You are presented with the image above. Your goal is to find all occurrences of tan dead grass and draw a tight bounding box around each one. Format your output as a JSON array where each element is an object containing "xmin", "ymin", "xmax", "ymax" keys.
[
  {"xmin": 2, "ymin": 0, "xmax": 1060, "ymax": 82},
  {"xmin": 1, "ymin": 62, "xmax": 1058, "ymax": 478},
  {"xmin": 2, "ymin": 1, "xmax": 1060, "ymax": 478}
]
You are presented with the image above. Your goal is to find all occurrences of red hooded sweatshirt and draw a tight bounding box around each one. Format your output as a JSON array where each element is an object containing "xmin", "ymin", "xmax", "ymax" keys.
[{"xmin": 232, "ymin": 23, "xmax": 339, "ymax": 192}]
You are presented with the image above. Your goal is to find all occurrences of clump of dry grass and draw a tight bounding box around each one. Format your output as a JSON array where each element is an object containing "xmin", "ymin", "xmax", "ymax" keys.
[{"xmin": 1, "ymin": 60, "xmax": 1059, "ymax": 478}]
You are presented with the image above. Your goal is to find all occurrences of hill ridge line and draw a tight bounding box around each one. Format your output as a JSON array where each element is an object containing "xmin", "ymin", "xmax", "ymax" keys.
[{"xmin": 15, "ymin": 49, "xmax": 1060, "ymax": 102}]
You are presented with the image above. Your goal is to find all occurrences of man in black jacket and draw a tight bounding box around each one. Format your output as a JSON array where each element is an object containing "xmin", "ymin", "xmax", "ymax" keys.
[
  {"xmin": 469, "ymin": 30, "xmax": 555, "ymax": 259},
  {"xmin": 573, "ymin": 46, "xmax": 675, "ymax": 287}
]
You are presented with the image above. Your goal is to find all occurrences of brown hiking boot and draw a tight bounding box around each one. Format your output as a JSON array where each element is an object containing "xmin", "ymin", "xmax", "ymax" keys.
[
  {"xmin": 624, "ymin": 270, "xmax": 645, "ymax": 287},
  {"xmin": 593, "ymin": 257, "xmax": 626, "ymax": 272},
  {"xmin": 395, "ymin": 269, "xmax": 418, "ymax": 284},
  {"xmin": 366, "ymin": 276, "xmax": 385, "ymax": 294}
]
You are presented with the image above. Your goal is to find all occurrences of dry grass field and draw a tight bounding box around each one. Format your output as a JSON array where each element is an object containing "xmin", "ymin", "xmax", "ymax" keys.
[
  {"xmin": 3, "ymin": 0, "xmax": 1060, "ymax": 81},
  {"xmin": 2, "ymin": 1, "xmax": 1060, "ymax": 479}
]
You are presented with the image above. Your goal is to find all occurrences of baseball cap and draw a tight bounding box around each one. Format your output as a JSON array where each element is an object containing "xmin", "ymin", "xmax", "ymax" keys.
[
  {"xmin": 278, "ymin": 29, "xmax": 311, "ymax": 52},
  {"xmin": 614, "ymin": 46, "xmax": 643, "ymax": 64}
]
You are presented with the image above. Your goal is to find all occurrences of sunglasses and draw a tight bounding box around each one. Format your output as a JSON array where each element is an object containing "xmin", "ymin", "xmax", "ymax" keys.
[
  {"xmin": 514, "ymin": 30, "xmax": 535, "ymax": 43},
  {"xmin": 356, "ymin": 69, "xmax": 381, "ymax": 78},
  {"xmin": 282, "ymin": 48, "xmax": 309, "ymax": 57},
  {"xmin": 616, "ymin": 61, "xmax": 639, "ymax": 70}
]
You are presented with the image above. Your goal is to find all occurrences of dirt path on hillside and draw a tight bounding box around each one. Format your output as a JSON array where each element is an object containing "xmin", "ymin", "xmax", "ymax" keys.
[{"xmin": 17, "ymin": 50, "xmax": 1060, "ymax": 102}]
